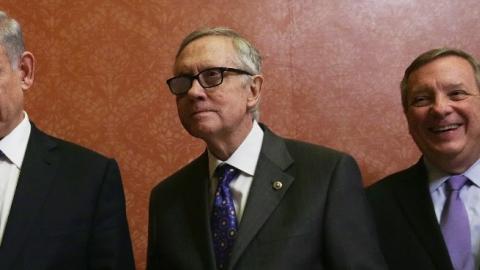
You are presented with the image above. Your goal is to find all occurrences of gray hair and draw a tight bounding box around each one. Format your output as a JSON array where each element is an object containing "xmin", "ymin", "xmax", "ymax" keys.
[
  {"xmin": 0, "ymin": 11, "xmax": 24, "ymax": 67},
  {"xmin": 400, "ymin": 47, "xmax": 480, "ymax": 111},
  {"xmin": 176, "ymin": 27, "xmax": 262, "ymax": 75},
  {"xmin": 176, "ymin": 27, "xmax": 263, "ymax": 120}
]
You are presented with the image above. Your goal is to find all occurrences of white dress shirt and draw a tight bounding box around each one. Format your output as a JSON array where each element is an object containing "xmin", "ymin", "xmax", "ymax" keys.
[
  {"xmin": 427, "ymin": 158, "xmax": 480, "ymax": 269},
  {"xmin": 208, "ymin": 121, "xmax": 264, "ymax": 222},
  {"xmin": 0, "ymin": 112, "xmax": 31, "ymax": 244}
]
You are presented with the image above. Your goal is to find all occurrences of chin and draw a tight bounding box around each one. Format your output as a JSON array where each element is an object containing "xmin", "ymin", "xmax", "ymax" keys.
[
  {"xmin": 426, "ymin": 143, "xmax": 465, "ymax": 158},
  {"xmin": 186, "ymin": 124, "xmax": 218, "ymax": 139}
]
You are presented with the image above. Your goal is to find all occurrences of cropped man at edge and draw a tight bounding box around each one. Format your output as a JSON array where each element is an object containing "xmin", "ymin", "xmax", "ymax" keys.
[
  {"xmin": 0, "ymin": 11, "xmax": 134, "ymax": 270},
  {"xmin": 368, "ymin": 48, "xmax": 480, "ymax": 270},
  {"xmin": 147, "ymin": 26, "xmax": 387, "ymax": 270}
]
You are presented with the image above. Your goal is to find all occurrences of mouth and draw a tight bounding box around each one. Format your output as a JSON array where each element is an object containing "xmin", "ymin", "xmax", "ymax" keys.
[
  {"xmin": 191, "ymin": 109, "xmax": 215, "ymax": 116},
  {"xmin": 428, "ymin": 124, "xmax": 462, "ymax": 134}
]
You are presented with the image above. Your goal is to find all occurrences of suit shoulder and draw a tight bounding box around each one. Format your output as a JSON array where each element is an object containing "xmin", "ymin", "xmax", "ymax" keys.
[
  {"xmin": 29, "ymin": 126, "xmax": 121, "ymax": 185},
  {"xmin": 32, "ymin": 125, "xmax": 113, "ymax": 165},
  {"xmin": 284, "ymin": 138, "xmax": 353, "ymax": 162},
  {"xmin": 151, "ymin": 154, "xmax": 205, "ymax": 195},
  {"xmin": 50, "ymin": 135, "xmax": 111, "ymax": 162},
  {"xmin": 367, "ymin": 166, "xmax": 415, "ymax": 202},
  {"xmin": 369, "ymin": 165, "xmax": 415, "ymax": 189},
  {"xmin": 261, "ymin": 124, "xmax": 354, "ymax": 167}
]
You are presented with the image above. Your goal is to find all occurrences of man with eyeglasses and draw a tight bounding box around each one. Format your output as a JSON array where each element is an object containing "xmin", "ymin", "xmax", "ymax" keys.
[{"xmin": 147, "ymin": 27, "xmax": 386, "ymax": 270}]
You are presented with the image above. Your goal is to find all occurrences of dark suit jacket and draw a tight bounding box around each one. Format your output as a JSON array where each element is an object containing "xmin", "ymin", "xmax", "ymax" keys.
[
  {"xmin": 367, "ymin": 159, "xmax": 461, "ymax": 270},
  {"xmin": 148, "ymin": 125, "xmax": 386, "ymax": 270},
  {"xmin": 0, "ymin": 123, "xmax": 135, "ymax": 270}
]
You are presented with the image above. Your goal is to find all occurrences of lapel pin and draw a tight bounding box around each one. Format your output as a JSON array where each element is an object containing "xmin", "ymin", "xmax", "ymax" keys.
[{"xmin": 272, "ymin": 180, "xmax": 283, "ymax": 190}]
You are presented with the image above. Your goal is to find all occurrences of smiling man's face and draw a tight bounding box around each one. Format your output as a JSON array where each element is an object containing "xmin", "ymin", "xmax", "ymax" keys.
[{"xmin": 405, "ymin": 55, "xmax": 480, "ymax": 172}]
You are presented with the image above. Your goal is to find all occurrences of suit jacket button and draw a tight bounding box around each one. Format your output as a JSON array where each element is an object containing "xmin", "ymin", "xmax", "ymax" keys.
[{"xmin": 272, "ymin": 181, "xmax": 283, "ymax": 190}]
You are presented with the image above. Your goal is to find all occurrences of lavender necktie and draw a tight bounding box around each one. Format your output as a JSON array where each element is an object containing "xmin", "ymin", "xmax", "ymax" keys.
[
  {"xmin": 440, "ymin": 175, "xmax": 474, "ymax": 270},
  {"xmin": 211, "ymin": 164, "xmax": 240, "ymax": 270}
]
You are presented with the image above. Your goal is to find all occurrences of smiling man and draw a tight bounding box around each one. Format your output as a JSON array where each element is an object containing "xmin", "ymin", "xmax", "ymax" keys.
[
  {"xmin": 368, "ymin": 48, "xmax": 480, "ymax": 270},
  {"xmin": 147, "ymin": 27, "xmax": 386, "ymax": 270}
]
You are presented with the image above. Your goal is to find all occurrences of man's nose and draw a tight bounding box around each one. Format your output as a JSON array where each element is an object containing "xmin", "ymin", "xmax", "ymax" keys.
[
  {"xmin": 186, "ymin": 79, "xmax": 206, "ymax": 97},
  {"xmin": 430, "ymin": 95, "xmax": 453, "ymax": 116}
]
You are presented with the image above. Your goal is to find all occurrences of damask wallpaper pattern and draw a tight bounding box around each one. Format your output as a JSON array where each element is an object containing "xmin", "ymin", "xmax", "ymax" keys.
[{"xmin": 3, "ymin": 0, "xmax": 480, "ymax": 268}]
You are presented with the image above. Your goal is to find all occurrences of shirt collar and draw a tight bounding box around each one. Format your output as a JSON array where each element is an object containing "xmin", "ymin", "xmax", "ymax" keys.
[
  {"xmin": 463, "ymin": 159, "xmax": 480, "ymax": 187},
  {"xmin": 208, "ymin": 121, "xmax": 264, "ymax": 178},
  {"xmin": 0, "ymin": 112, "xmax": 31, "ymax": 168},
  {"xmin": 426, "ymin": 157, "xmax": 480, "ymax": 193}
]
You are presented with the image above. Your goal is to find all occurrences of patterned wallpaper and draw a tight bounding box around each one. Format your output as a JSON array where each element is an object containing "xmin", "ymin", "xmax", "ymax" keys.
[{"xmin": 3, "ymin": 0, "xmax": 480, "ymax": 268}]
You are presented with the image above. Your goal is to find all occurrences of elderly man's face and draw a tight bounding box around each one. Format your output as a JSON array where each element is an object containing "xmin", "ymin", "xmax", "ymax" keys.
[
  {"xmin": 0, "ymin": 45, "xmax": 27, "ymax": 138},
  {"xmin": 405, "ymin": 55, "xmax": 480, "ymax": 171},
  {"xmin": 174, "ymin": 36, "xmax": 258, "ymax": 143}
]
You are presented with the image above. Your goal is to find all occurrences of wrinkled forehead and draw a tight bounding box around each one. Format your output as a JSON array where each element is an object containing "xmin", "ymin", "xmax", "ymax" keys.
[{"xmin": 173, "ymin": 36, "xmax": 241, "ymax": 74}]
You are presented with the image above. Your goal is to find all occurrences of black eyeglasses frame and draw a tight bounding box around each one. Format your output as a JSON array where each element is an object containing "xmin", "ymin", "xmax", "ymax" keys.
[{"xmin": 166, "ymin": 67, "xmax": 253, "ymax": 95}]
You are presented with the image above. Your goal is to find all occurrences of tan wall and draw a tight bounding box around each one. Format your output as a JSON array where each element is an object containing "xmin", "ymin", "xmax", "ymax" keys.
[{"xmin": 3, "ymin": 1, "xmax": 480, "ymax": 268}]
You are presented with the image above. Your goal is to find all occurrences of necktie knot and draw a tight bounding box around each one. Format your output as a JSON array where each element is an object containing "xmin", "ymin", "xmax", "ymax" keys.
[
  {"xmin": 446, "ymin": 175, "xmax": 469, "ymax": 191},
  {"xmin": 215, "ymin": 164, "xmax": 239, "ymax": 187}
]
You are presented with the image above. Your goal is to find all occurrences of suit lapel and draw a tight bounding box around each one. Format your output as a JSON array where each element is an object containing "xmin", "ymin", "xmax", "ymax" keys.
[
  {"xmin": 0, "ymin": 124, "xmax": 59, "ymax": 265},
  {"xmin": 393, "ymin": 160, "xmax": 453, "ymax": 270},
  {"xmin": 228, "ymin": 127, "xmax": 294, "ymax": 270},
  {"xmin": 182, "ymin": 152, "xmax": 217, "ymax": 269}
]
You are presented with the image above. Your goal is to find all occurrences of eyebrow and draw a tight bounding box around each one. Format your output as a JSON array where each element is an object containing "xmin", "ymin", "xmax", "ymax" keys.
[
  {"xmin": 442, "ymin": 82, "xmax": 466, "ymax": 89},
  {"xmin": 410, "ymin": 82, "xmax": 466, "ymax": 93},
  {"xmin": 409, "ymin": 85, "xmax": 431, "ymax": 94},
  {"xmin": 174, "ymin": 64, "xmax": 219, "ymax": 76}
]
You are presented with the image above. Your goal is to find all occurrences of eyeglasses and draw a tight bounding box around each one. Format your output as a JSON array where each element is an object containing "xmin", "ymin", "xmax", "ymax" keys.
[{"xmin": 166, "ymin": 67, "xmax": 253, "ymax": 95}]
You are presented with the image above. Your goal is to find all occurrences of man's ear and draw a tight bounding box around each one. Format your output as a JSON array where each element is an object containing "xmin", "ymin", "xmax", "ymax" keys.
[
  {"xmin": 19, "ymin": 51, "xmax": 35, "ymax": 90},
  {"xmin": 247, "ymin": 74, "xmax": 263, "ymax": 110}
]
